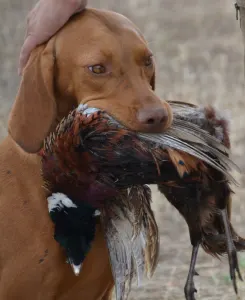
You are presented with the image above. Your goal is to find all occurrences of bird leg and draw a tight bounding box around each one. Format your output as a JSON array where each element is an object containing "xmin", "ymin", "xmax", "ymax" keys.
[
  {"xmin": 184, "ymin": 241, "xmax": 200, "ymax": 300},
  {"xmin": 220, "ymin": 208, "xmax": 243, "ymax": 294}
]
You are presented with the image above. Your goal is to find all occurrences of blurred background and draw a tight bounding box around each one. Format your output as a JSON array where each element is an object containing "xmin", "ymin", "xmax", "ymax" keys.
[{"xmin": 0, "ymin": 0, "xmax": 245, "ymax": 299}]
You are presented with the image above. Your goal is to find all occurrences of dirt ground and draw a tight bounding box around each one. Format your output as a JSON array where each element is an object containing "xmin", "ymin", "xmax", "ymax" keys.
[{"xmin": 0, "ymin": 0, "xmax": 245, "ymax": 299}]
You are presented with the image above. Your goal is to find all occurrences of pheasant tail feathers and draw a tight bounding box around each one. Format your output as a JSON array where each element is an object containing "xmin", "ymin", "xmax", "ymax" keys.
[{"xmin": 101, "ymin": 185, "xmax": 159, "ymax": 300}]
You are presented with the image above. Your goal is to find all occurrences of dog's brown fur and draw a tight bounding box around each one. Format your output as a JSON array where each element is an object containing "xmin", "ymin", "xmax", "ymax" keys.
[{"xmin": 1, "ymin": 8, "xmax": 172, "ymax": 299}]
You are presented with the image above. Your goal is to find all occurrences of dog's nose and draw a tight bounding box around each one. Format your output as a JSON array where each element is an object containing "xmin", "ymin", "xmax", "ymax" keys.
[{"xmin": 137, "ymin": 106, "xmax": 170, "ymax": 132}]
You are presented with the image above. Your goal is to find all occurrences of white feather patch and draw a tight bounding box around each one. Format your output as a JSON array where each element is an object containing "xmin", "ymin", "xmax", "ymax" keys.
[
  {"xmin": 47, "ymin": 192, "xmax": 77, "ymax": 213},
  {"xmin": 70, "ymin": 262, "xmax": 83, "ymax": 276},
  {"xmin": 94, "ymin": 210, "xmax": 101, "ymax": 216},
  {"xmin": 76, "ymin": 104, "xmax": 88, "ymax": 112},
  {"xmin": 77, "ymin": 104, "xmax": 101, "ymax": 116}
]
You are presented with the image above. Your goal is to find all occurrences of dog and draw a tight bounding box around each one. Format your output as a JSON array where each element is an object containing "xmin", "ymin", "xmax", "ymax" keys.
[{"xmin": 0, "ymin": 8, "xmax": 173, "ymax": 300}]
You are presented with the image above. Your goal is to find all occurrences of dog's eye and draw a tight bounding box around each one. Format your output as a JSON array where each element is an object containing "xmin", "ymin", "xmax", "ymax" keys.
[
  {"xmin": 88, "ymin": 64, "xmax": 106, "ymax": 74},
  {"xmin": 144, "ymin": 56, "xmax": 153, "ymax": 67}
]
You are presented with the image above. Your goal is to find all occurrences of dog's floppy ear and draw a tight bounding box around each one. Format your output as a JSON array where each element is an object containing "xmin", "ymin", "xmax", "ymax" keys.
[
  {"xmin": 8, "ymin": 37, "xmax": 57, "ymax": 153},
  {"xmin": 150, "ymin": 71, "xmax": 155, "ymax": 90}
]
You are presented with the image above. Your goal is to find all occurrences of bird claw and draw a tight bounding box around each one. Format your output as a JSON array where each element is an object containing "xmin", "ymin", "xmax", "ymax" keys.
[
  {"xmin": 220, "ymin": 208, "xmax": 243, "ymax": 294},
  {"xmin": 228, "ymin": 247, "xmax": 243, "ymax": 294},
  {"xmin": 184, "ymin": 244, "xmax": 200, "ymax": 300},
  {"xmin": 184, "ymin": 280, "xmax": 197, "ymax": 300}
]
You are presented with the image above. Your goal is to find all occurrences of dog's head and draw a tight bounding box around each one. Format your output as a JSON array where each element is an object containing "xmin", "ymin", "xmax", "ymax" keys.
[{"xmin": 8, "ymin": 8, "xmax": 173, "ymax": 153}]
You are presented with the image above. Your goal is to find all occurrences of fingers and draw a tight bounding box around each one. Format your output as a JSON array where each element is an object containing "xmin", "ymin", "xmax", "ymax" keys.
[{"xmin": 18, "ymin": 0, "xmax": 88, "ymax": 76}]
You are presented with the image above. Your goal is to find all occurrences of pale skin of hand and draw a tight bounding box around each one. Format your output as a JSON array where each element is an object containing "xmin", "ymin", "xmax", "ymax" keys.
[{"xmin": 18, "ymin": 0, "xmax": 88, "ymax": 75}]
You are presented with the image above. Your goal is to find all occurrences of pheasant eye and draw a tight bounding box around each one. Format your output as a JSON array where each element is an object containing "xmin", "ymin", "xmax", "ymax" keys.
[
  {"xmin": 88, "ymin": 64, "xmax": 106, "ymax": 74},
  {"xmin": 144, "ymin": 55, "xmax": 153, "ymax": 67}
]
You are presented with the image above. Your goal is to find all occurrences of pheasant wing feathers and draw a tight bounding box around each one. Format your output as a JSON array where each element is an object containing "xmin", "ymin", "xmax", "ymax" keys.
[{"xmin": 139, "ymin": 101, "xmax": 239, "ymax": 185}]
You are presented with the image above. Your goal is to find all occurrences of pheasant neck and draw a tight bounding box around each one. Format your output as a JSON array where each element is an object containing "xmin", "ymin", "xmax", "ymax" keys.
[{"xmin": 38, "ymin": 147, "xmax": 118, "ymax": 209}]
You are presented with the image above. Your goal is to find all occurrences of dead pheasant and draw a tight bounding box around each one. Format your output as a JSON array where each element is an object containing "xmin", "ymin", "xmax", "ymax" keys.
[{"xmin": 39, "ymin": 102, "xmax": 244, "ymax": 300}]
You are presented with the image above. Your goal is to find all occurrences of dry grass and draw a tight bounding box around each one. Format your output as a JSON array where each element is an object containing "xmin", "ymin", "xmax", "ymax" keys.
[{"xmin": 0, "ymin": 0, "xmax": 245, "ymax": 299}]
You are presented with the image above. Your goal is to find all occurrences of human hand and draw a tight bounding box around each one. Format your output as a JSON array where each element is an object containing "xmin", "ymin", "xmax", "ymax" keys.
[{"xmin": 18, "ymin": 0, "xmax": 88, "ymax": 75}]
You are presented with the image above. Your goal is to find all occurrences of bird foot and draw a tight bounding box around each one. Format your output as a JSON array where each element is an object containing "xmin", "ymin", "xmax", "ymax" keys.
[
  {"xmin": 184, "ymin": 279, "xmax": 197, "ymax": 300},
  {"xmin": 220, "ymin": 208, "xmax": 243, "ymax": 294},
  {"xmin": 227, "ymin": 246, "xmax": 243, "ymax": 294},
  {"xmin": 184, "ymin": 244, "xmax": 200, "ymax": 300}
]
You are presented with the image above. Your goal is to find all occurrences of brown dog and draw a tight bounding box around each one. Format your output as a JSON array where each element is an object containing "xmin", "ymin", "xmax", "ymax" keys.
[{"xmin": 0, "ymin": 8, "xmax": 172, "ymax": 300}]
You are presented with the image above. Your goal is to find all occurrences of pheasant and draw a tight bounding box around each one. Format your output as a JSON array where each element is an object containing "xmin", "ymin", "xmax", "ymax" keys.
[{"xmin": 39, "ymin": 102, "xmax": 244, "ymax": 300}]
